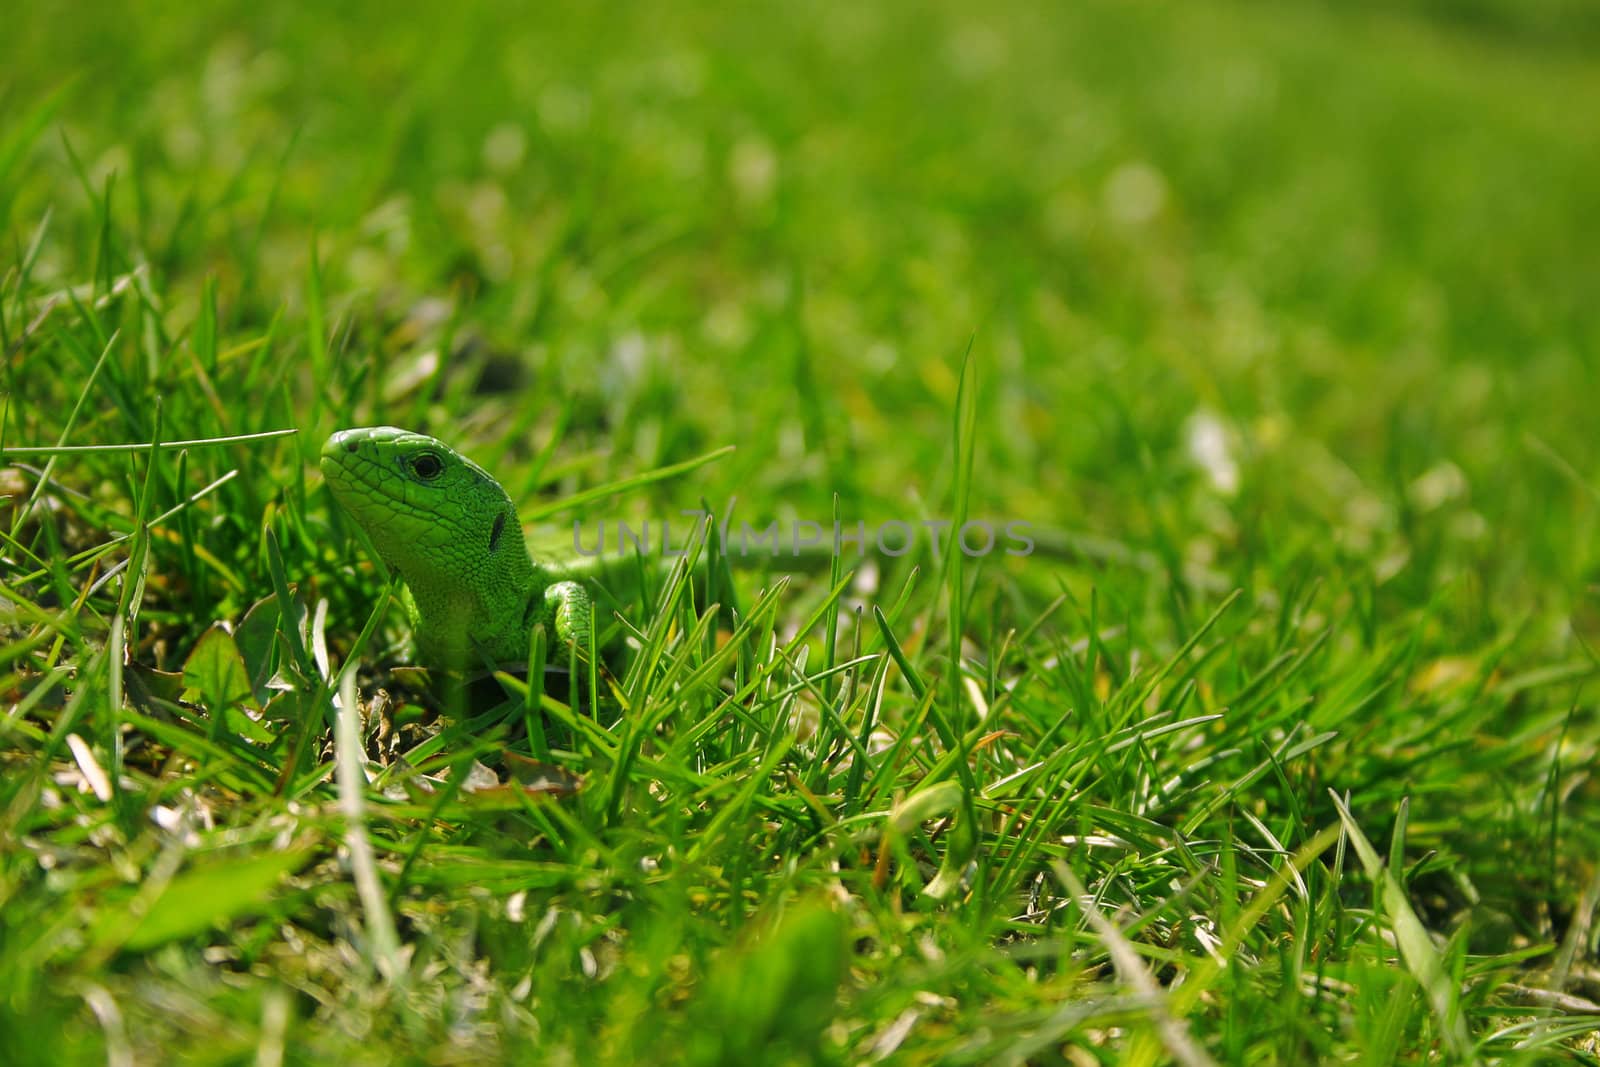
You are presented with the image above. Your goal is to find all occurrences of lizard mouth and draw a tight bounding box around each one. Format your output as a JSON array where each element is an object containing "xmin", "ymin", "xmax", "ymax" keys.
[{"xmin": 320, "ymin": 427, "xmax": 410, "ymax": 518}]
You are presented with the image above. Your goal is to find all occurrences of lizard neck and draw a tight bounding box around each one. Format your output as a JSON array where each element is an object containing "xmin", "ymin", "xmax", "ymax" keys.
[{"xmin": 386, "ymin": 516, "xmax": 541, "ymax": 669}]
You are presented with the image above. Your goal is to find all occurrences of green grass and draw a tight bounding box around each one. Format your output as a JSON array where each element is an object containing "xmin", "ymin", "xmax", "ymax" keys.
[{"xmin": 4, "ymin": 0, "xmax": 1600, "ymax": 1062}]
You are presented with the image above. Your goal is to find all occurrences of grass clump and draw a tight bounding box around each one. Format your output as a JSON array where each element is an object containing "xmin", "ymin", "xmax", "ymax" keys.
[{"xmin": 3, "ymin": 0, "xmax": 1600, "ymax": 1062}]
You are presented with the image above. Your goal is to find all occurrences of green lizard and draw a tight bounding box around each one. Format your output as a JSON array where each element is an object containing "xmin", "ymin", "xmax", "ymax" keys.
[
  {"xmin": 320, "ymin": 426, "xmax": 1117, "ymax": 674},
  {"xmin": 321, "ymin": 426, "xmax": 598, "ymax": 671}
]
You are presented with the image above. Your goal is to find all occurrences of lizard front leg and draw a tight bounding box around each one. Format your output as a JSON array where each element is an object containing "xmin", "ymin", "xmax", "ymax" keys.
[{"xmin": 544, "ymin": 580, "xmax": 594, "ymax": 659}]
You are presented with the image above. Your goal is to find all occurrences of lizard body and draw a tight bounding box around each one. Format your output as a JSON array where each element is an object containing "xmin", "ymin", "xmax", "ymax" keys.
[{"xmin": 320, "ymin": 426, "xmax": 593, "ymax": 669}]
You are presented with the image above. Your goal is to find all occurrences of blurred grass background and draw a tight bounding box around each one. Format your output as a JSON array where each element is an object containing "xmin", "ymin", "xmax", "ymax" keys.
[
  {"xmin": 8, "ymin": 0, "xmax": 1597, "ymax": 597},
  {"xmin": 5, "ymin": 0, "xmax": 1600, "ymax": 1061}
]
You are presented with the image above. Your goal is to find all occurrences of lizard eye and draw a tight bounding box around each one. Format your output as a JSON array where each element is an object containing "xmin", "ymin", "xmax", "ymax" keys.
[{"xmin": 410, "ymin": 452, "xmax": 444, "ymax": 480}]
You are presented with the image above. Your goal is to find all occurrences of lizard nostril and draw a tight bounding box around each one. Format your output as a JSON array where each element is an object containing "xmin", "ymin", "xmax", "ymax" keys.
[{"xmin": 344, "ymin": 440, "xmax": 359, "ymax": 454}]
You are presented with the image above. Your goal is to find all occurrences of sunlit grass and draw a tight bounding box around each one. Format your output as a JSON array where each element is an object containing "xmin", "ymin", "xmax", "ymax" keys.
[{"xmin": 3, "ymin": 0, "xmax": 1600, "ymax": 1062}]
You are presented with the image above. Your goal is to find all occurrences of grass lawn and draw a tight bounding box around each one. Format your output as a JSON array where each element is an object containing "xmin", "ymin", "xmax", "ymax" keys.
[{"xmin": 4, "ymin": 0, "xmax": 1600, "ymax": 1062}]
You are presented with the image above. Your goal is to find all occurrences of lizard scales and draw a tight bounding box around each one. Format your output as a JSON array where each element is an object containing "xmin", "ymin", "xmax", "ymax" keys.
[{"xmin": 321, "ymin": 426, "xmax": 592, "ymax": 669}]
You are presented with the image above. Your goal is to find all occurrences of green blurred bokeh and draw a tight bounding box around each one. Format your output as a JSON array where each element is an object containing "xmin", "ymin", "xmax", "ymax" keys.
[{"xmin": 4, "ymin": 0, "xmax": 1597, "ymax": 639}]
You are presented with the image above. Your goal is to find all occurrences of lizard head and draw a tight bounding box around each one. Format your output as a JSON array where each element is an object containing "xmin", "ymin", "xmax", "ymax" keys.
[{"xmin": 320, "ymin": 426, "xmax": 530, "ymax": 595}]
